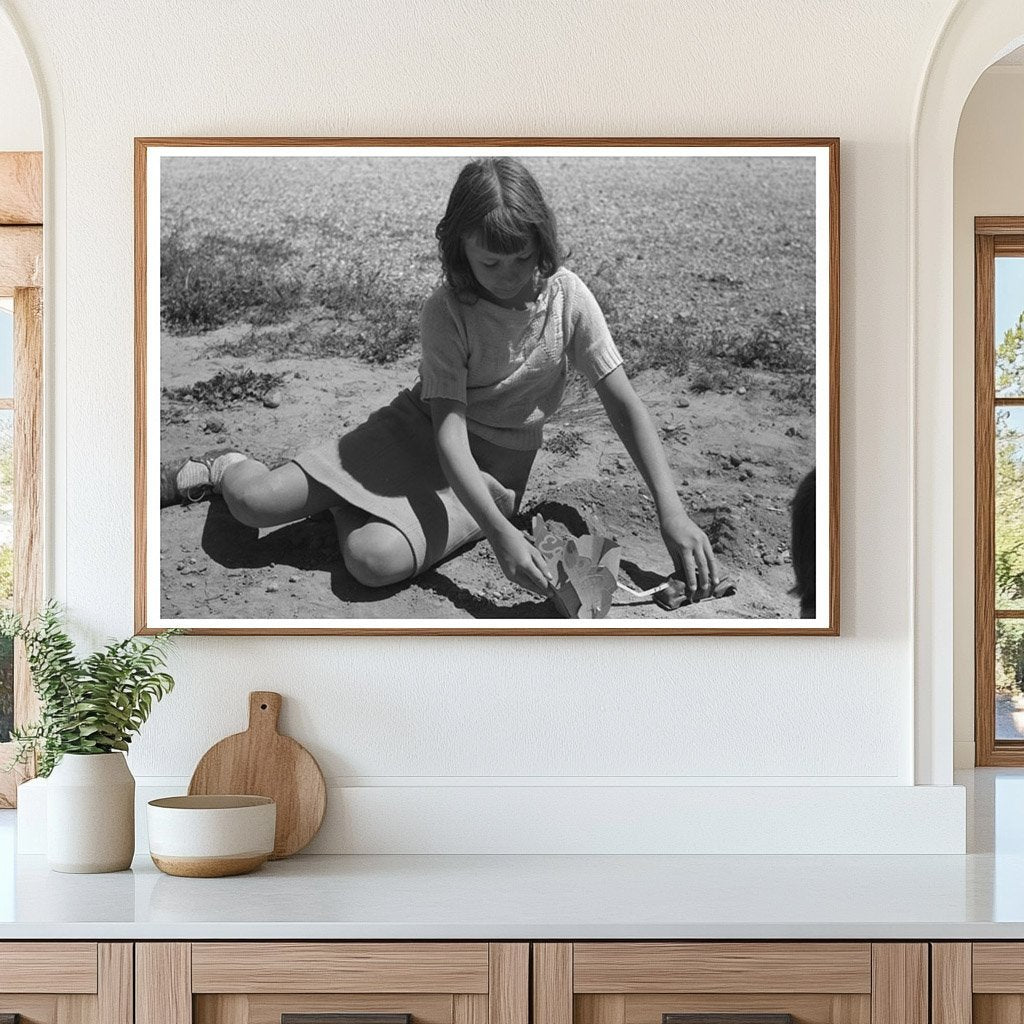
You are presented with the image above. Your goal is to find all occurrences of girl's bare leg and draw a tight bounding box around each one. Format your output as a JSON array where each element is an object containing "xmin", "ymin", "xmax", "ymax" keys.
[
  {"xmin": 332, "ymin": 502, "xmax": 416, "ymax": 588},
  {"xmin": 220, "ymin": 460, "xmax": 340, "ymax": 528},
  {"xmin": 222, "ymin": 459, "xmax": 416, "ymax": 588}
]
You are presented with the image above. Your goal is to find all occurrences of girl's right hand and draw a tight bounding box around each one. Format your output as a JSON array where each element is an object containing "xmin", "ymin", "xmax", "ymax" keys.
[{"xmin": 490, "ymin": 529, "xmax": 554, "ymax": 598}]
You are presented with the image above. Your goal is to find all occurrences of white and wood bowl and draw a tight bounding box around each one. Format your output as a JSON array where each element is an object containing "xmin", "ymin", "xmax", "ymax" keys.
[{"xmin": 147, "ymin": 795, "xmax": 276, "ymax": 877}]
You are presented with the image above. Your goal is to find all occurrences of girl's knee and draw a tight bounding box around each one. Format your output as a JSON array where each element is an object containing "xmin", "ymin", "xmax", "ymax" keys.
[
  {"xmin": 342, "ymin": 524, "xmax": 415, "ymax": 588},
  {"xmin": 222, "ymin": 466, "xmax": 301, "ymax": 528},
  {"xmin": 222, "ymin": 478, "xmax": 277, "ymax": 528}
]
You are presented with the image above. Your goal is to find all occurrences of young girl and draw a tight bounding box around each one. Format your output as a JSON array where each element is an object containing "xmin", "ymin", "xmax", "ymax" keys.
[{"xmin": 166, "ymin": 157, "xmax": 721, "ymax": 604}]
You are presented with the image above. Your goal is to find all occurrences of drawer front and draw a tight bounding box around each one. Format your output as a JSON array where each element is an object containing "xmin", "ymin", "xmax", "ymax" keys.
[
  {"xmin": 140, "ymin": 942, "xmax": 528, "ymax": 1024},
  {"xmin": 0, "ymin": 944, "xmax": 130, "ymax": 1024},
  {"xmin": 949, "ymin": 942, "xmax": 1024, "ymax": 1024},
  {"xmin": 533, "ymin": 944, "xmax": 926, "ymax": 1024}
]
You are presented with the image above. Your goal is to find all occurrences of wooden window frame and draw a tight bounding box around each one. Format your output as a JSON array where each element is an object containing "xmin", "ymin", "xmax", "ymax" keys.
[{"xmin": 0, "ymin": 151, "xmax": 43, "ymax": 807}]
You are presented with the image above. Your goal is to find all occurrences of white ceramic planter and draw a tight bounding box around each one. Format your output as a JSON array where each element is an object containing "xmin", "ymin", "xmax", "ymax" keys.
[{"xmin": 46, "ymin": 752, "xmax": 135, "ymax": 873}]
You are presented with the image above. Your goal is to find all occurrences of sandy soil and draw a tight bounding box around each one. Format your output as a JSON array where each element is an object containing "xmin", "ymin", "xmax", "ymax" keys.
[{"xmin": 159, "ymin": 327, "xmax": 814, "ymax": 622}]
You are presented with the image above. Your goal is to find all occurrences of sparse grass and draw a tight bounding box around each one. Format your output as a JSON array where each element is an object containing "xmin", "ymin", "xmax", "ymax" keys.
[
  {"xmin": 161, "ymin": 231, "xmax": 301, "ymax": 333},
  {"xmin": 159, "ymin": 154, "xmax": 818, "ymax": 373}
]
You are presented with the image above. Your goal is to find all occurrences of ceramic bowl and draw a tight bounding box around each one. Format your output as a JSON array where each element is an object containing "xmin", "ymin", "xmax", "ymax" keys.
[{"xmin": 147, "ymin": 795, "xmax": 276, "ymax": 877}]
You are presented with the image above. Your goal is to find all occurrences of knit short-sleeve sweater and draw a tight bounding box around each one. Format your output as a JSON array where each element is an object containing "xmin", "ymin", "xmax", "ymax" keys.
[{"xmin": 412, "ymin": 267, "xmax": 623, "ymax": 451}]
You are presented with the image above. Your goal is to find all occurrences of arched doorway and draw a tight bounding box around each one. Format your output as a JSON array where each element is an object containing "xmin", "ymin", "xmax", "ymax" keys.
[{"xmin": 914, "ymin": 1, "xmax": 1024, "ymax": 785}]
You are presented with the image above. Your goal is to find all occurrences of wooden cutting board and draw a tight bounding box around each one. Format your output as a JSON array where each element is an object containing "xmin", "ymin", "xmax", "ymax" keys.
[{"xmin": 188, "ymin": 691, "xmax": 326, "ymax": 859}]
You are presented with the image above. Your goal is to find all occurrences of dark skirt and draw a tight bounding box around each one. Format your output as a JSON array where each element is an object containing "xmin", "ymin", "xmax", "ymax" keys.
[{"xmin": 292, "ymin": 389, "xmax": 536, "ymax": 574}]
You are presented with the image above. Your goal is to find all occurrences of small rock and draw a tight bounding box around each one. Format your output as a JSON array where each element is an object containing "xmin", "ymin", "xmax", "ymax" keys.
[
  {"xmin": 676, "ymin": 396, "xmax": 690, "ymax": 408},
  {"xmin": 729, "ymin": 453, "xmax": 743, "ymax": 467},
  {"xmin": 175, "ymin": 561, "xmax": 185, "ymax": 572},
  {"xmin": 263, "ymin": 390, "xmax": 283, "ymax": 409},
  {"xmin": 288, "ymin": 575, "xmax": 299, "ymax": 583},
  {"xmin": 203, "ymin": 416, "xmax": 225, "ymax": 434},
  {"xmin": 266, "ymin": 583, "xmax": 279, "ymax": 594},
  {"xmin": 737, "ymin": 387, "xmax": 747, "ymax": 396},
  {"xmin": 740, "ymin": 468, "xmax": 753, "ymax": 480},
  {"xmin": 188, "ymin": 557, "xmax": 197, "ymax": 565}
]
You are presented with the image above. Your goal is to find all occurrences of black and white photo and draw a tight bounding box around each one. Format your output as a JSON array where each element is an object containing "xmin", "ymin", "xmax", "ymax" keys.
[{"xmin": 136, "ymin": 139, "xmax": 838, "ymax": 634}]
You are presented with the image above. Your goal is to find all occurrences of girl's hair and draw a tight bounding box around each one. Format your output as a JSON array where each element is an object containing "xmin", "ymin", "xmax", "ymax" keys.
[{"xmin": 435, "ymin": 157, "xmax": 565, "ymax": 300}]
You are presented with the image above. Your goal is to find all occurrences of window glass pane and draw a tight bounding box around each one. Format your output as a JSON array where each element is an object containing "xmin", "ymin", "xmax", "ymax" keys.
[
  {"xmin": 997, "ymin": 407, "xmax": 1024, "ymax": 610},
  {"xmin": 996, "ymin": 256, "xmax": 1024, "ymax": 397},
  {"xmin": 0, "ymin": 306, "xmax": 12, "ymax": 399},
  {"xmin": 997, "ymin": 620, "xmax": 1024, "ymax": 740},
  {"xmin": 0, "ymin": 410, "xmax": 11, "ymax": 743}
]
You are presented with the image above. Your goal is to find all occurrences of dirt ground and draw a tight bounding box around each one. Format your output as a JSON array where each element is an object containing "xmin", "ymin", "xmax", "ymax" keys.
[{"xmin": 159, "ymin": 327, "xmax": 814, "ymax": 622}]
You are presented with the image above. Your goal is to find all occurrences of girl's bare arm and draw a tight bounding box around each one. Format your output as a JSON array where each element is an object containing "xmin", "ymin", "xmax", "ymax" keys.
[
  {"xmin": 429, "ymin": 398, "xmax": 552, "ymax": 596},
  {"xmin": 595, "ymin": 366, "xmax": 720, "ymax": 596}
]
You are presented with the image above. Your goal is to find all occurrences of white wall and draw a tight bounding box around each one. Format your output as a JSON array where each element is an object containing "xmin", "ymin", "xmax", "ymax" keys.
[
  {"xmin": 0, "ymin": 10, "xmax": 39, "ymax": 151},
  {"xmin": 952, "ymin": 66, "xmax": 1024, "ymax": 767},
  {"xmin": 1, "ymin": 0, "xmax": 972, "ymax": 852}
]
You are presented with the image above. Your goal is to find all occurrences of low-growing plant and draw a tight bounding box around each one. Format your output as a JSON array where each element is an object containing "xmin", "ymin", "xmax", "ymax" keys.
[
  {"xmin": 163, "ymin": 368, "xmax": 286, "ymax": 410},
  {"xmin": 546, "ymin": 429, "xmax": 587, "ymax": 458},
  {"xmin": 0, "ymin": 603, "xmax": 181, "ymax": 777}
]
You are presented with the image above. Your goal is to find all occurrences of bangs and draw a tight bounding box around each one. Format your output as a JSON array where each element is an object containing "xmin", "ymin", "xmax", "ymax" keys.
[{"xmin": 474, "ymin": 208, "xmax": 537, "ymax": 254}]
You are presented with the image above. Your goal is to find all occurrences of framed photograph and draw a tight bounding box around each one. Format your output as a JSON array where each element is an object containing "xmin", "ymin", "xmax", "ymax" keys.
[{"xmin": 135, "ymin": 137, "xmax": 838, "ymax": 635}]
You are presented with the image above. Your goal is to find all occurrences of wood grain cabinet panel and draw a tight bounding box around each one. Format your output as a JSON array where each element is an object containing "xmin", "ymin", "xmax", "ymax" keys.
[
  {"xmin": 139, "ymin": 943, "xmax": 527, "ymax": 1024},
  {"xmin": 532, "ymin": 944, "xmax": 927, "ymax": 1024},
  {"xmin": 953, "ymin": 942, "xmax": 1024, "ymax": 1024},
  {"xmin": 0, "ymin": 943, "xmax": 98, "ymax": 993},
  {"xmin": 0, "ymin": 943, "xmax": 130, "ymax": 1024},
  {"xmin": 573, "ymin": 943, "xmax": 873, "ymax": 994},
  {"xmin": 191, "ymin": 944, "xmax": 490, "ymax": 994}
]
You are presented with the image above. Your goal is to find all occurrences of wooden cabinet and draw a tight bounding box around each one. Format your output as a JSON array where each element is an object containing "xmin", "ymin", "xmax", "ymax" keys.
[
  {"xmin": 932, "ymin": 943, "xmax": 1024, "ymax": 1024},
  {"xmin": 0, "ymin": 943, "xmax": 132, "ymax": 1024},
  {"xmin": 0, "ymin": 938, "xmax": 950, "ymax": 1024},
  {"xmin": 532, "ymin": 943, "xmax": 928, "ymax": 1024},
  {"xmin": 135, "ymin": 944, "xmax": 528, "ymax": 1024}
]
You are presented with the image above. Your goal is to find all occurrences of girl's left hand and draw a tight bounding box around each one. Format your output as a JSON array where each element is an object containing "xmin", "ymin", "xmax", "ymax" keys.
[{"xmin": 659, "ymin": 510, "xmax": 720, "ymax": 601}]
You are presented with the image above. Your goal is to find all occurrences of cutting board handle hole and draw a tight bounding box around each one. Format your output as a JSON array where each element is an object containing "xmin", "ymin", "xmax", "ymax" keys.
[{"xmin": 260, "ymin": 703, "xmax": 268, "ymax": 710}]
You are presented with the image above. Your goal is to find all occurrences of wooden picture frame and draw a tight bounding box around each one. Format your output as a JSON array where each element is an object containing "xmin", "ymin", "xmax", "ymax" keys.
[{"xmin": 135, "ymin": 137, "xmax": 839, "ymax": 636}]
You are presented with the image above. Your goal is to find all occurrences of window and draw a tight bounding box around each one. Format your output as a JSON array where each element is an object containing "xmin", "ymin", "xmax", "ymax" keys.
[
  {"xmin": 976, "ymin": 218, "xmax": 1024, "ymax": 764},
  {"xmin": 0, "ymin": 150, "xmax": 43, "ymax": 806}
]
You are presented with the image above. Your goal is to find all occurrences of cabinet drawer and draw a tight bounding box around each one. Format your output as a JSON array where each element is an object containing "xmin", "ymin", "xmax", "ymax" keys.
[
  {"xmin": 534, "ymin": 943, "xmax": 926, "ymax": 1024},
  {"xmin": 0, "ymin": 943, "xmax": 130, "ymax": 1024},
  {"xmin": 939, "ymin": 942, "xmax": 1024, "ymax": 1024},
  {"xmin": 139, "ymin": 942, "xmax": 528, "ymax": 1024}
]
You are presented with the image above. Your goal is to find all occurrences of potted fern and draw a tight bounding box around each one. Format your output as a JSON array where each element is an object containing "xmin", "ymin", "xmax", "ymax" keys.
[{"xmin": 1, "ymin": 602, "xmax": 180, "ymax": 873}]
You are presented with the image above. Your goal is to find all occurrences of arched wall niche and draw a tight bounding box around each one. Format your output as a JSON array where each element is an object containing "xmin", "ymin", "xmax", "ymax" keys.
[{"xmin": 914, "ymin": 0, "xmax": 1024, "ymax": 785}]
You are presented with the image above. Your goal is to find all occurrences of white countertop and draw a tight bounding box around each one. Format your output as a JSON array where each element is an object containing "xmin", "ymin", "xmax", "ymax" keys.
[
  {"xmin": 1, "ymin": 768, "xmax": 1022, "ymax": 941},
  {"xmin": 1, "ymin": 847, "xmax": 1023, "ymax": 940}
]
